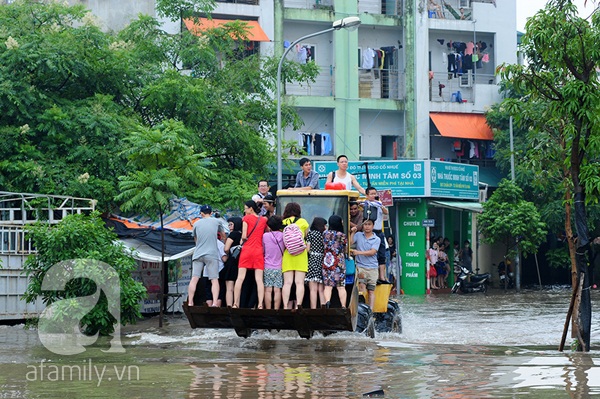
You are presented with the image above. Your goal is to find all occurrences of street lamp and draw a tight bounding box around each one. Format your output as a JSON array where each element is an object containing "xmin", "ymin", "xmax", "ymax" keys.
[{"xmin": 276, "ymin": 16, "xmax": 361, "ymax": 190}]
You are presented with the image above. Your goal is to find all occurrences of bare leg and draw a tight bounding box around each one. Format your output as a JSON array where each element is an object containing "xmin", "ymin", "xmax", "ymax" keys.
[
  {"xmin": 337, "ymin": 286, "xmax": 347, "ymax": 308},
  {"xmin": 233, "ymin": 268, "xmax": 247, "ymax": 307},
  {"xmin": 188, "ymin": 276, "xmax": 200, "ymax": 306},
  {"xmin": 273, "ymin": 288, "xmax": 282, "ymax": 310},
  {"xmin": 226, "ymin": 281, "xmax": 234, "ymax": 307},
  {"xmin": 368, "ymin": 289, "xmax": 375, "ymax": 309},
  {"xmin": 323, "ymin": 286, "xmax": 333, "ymax": 304},
  {"xmin": 294, "ymin": 272, "xmax": 306, "ymax": 308},
  {"xmin": 282, "ymin": 271, "xmax": 294, "ymax": 309},
  {"xmin": 318, "ymin": 283, "xmax": 325, "ymax": 307},
  {"xmin": 379, "ymin": 264, "xmax": 387, "ymax": 281},
  {"xmin": 255, "ymin": 269, "xmax": 264, "ymax": 309},
  {"xmin": 308, "ymin": 281, "xmax": 319, "ymax": 309},
  {"xmin": 210, "ymin": 278, "xmax": 220, "ymax": 307},
  {"xmin": 265, "ymin": 286, "xmax": 273, "ymax": 309}
]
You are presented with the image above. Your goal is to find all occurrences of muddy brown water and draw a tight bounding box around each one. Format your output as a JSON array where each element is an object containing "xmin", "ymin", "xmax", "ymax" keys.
[{"xmin": 1, "ymin": 287, "xmax": 599, "ymax": 398}]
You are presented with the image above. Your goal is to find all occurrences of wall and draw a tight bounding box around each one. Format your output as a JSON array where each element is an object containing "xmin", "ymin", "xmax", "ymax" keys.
[{"xmin": 359, "ymin": 110, "xmax": 405, "ymax": 158}]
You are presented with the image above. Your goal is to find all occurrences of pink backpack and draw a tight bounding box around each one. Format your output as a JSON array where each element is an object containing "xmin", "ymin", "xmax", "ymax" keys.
[{"xmin": 283, "ymin": 218, "xmax": 306, "ymax": 256}]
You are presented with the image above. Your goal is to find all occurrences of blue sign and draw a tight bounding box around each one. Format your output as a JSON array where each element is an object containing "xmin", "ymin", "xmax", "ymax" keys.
[
  {"xmin": 314, "ymin": 161, "xmax": 426, "ymax": 197},
  {"xmin": 314, "ymin": 160, "xmax": 480, "ymax": 200},
  {"xmin": 428, "ymin": 161, "xmax": 479, "ymax": 200}
]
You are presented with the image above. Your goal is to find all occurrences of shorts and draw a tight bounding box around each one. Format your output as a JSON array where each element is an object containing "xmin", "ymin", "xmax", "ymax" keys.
[
  {"xmin": 264, "ymin": 268, "xmax": 283, "ymax": 288},
  {"xmin": 375, "ymin": 231, "xmax": 386, "ymax": 265},
  {"xmin": 192, "ymin": 256, "xmax": 219, "ymax": 279},
  {"xmin": 357, "ymin": 266, "xmax": 378, "ymax": 291}
]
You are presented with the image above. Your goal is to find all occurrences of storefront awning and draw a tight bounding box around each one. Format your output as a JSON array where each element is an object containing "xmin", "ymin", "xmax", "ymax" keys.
[
  {"xmin": 183, "ymin": 18, "xmax": 270, "ymax": 42},
  {"xmin": 430, "ymin": 200, "xmax": 483, "ymax": 213},
  {"xmin": 430, "ymin": 112, "xmax": 494, "ymax": 140}
]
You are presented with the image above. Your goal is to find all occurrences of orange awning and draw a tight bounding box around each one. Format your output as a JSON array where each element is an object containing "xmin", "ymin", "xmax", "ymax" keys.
[
  {"xmin": 183, "ymin": 18, "xmax": 270, "ymax": 42},
  {"xmin": 430, "ymin": 112, "xmax": 494, "ymax": 140}
]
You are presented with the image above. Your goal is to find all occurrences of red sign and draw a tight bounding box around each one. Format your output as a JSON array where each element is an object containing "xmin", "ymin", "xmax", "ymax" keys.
[{"xmin": 377, "ymin": 189, "xmax": 393, "ymax": 207}]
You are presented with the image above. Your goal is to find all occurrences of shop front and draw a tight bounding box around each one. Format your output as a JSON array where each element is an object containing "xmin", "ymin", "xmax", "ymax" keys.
[{"xmin": 315, "ymin": 159, "xmax": 483, "ymax": 295}]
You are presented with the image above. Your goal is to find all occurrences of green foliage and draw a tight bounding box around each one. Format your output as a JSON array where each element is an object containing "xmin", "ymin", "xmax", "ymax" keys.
[
  {"xmin": 491, "ymin": 0, "xmax": 600, "ymax": 240},
  {"xmin": 546, "ymin": 247, "xmax": 571, "ymax": 269},
  {"xmin": 117, "ymin": 120, "xmax": 213, "ymax": 217},
  {"xmin": 0, "ymin": 0, "xmax": 319, "ymax": 213},
  {"xmin": 0, "ymin": 1, "xmax": 132, "ymax": 210},
  {"xmin": 478, "ymin": 180, "xmax": 547, "ymax": 258},
  {"xmin": 22, "ymin": 212, "xmax": 146, "ymax": 336}
]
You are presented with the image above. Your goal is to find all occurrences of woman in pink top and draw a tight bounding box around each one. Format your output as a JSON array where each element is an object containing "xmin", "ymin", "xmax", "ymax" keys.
[{"xmin": 263, "ymin": 216, "xmax": 284, "ymax": 309}]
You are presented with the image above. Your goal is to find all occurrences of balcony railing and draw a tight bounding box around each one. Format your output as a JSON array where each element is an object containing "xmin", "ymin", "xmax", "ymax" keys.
[
  {"xmin": 428, "ymin": 0, "xmax": 473, "ymax": 21},
  {"xmin": 216, "ymin": 0, "xmax": 260, "ymax": 4},
  {"xmin": 284, "ymin": 0, "xmax": 333, "ymax": 10},
  {"xmin": 358, "ymin": 0, "xmax": 402, "ymax": 16},
  {"xmin": 359, "ymin": 68, "xmax": 404, "ymax": 100},
  {"xmin": 429, "ymin": 70, "xmax": 496, "ymax": 103},
  {"xmin": 285, "ymin": 66, "xmax": 334, "ymax": 96}
]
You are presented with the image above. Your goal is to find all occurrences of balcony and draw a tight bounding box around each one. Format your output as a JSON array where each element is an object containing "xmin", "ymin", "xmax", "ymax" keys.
[
  {"xmin": 216, "ymin": 0, "xmax": 260, "ymax": 4},
  {"xmin": 429, "ymin": 70, "xmax": 496, "ymax": 104},
  {"xmin": 427, "ymin": 0, "xmax": 473, "ymax": 21},
  {"xmin": 284, "ymin": 0, "xmax": 333, "ymax": 10},
  {"xmin": 358, "ymin": 0, "xmax": 402, "ymax": 16},
  {"xmin": 286, "ymin": 66, "xmax": 334, "ymax": 96},
  {"xmin": 359, "ymin": 68, "xmax": 404, "ymax": 100}
]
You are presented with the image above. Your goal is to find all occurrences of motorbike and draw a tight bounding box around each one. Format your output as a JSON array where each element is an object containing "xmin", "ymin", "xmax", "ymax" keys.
[
  {"xmin": 497, "ymin": 258, "xmax": 514, "ymax": 289},
  {"xmin": 451, "ymin": 266, "xmax": 491, "ymax": 294}
]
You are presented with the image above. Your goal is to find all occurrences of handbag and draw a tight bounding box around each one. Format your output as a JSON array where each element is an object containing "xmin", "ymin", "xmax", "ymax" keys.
[{"xmin": 230, "ymin": 216, "xmax": 260, "ymax": 259}]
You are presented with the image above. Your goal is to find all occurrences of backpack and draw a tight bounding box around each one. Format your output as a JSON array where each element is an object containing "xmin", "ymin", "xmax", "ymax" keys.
[
  {"xmin": 282, "ymin": 218, "xmax": 306, "ymax": 256},
  {"xmin": 363, "ymin": 202, "xmax": 378, "ymax": 222}
]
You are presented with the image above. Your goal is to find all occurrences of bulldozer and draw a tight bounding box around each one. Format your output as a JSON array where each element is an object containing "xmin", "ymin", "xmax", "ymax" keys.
[{"xmin": 183, "ymin": 189, "xmax": 401, "ymax": 338}]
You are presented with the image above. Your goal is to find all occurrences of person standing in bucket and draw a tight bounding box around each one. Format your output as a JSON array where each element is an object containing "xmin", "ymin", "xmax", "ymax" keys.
[
  {"xmin": 350, "ymin": 218, "xmax": 380, "ymax": 310},
  {"xmin": 188, "ymin": 205, "xmax": 225, "ymax": 307}
]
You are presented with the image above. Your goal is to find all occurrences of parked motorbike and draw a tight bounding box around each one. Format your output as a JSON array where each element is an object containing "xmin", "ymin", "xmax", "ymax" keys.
[
  {"xmin": 451, "ymin": 266, "xmax": 491, "ymax": 294},
  {"xmin": 497, "ymin": 258, "xmax": 514, "ymax": 289}
]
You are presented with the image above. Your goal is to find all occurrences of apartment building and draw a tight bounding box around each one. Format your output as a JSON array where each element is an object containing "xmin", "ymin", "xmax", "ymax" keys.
[{"xmin": 67, "ymin": 0, "xmax": 517, "ymax": 294}]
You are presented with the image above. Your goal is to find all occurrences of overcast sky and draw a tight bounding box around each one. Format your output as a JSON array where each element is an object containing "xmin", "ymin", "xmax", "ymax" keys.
[{"xmin": 516, "ymin": 0, "xmax": 594, "ymax": 32}]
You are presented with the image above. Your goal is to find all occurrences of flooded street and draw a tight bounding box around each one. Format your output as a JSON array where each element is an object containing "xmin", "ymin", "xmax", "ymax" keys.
[{"xmin": 1, "ymin": 287, "xmax": 600, "ymax": 398}]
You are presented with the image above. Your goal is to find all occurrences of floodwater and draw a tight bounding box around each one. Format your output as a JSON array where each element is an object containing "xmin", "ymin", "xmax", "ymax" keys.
[{"xmin": 1, "ymin": 287, "xmax": 599, "ymax": 398}]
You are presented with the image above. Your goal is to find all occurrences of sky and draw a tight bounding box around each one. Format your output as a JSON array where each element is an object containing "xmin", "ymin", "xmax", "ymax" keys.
[{"xmin": 516, "ymin": 0, "xmax": 594, "ymax": 32}]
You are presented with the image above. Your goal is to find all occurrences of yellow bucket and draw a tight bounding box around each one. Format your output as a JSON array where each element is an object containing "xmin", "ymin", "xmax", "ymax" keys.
[{"xmin": 362, "ymin": 283, "xmax": 392, "ymax": 313}]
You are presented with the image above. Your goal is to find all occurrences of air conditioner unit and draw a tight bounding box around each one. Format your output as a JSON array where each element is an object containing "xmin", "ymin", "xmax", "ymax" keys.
[
  {"xmin": 459, "ymin": 74, "xmax": 472, "ymax": 88},
  {"xmin": 459, "ymin": 0, "xmax": 470, "ymax": 8}
]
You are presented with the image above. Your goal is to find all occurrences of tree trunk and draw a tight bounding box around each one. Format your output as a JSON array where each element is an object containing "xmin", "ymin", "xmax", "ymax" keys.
[
  {"xmin": 573, "ymin": 191, "xmax": 591, "ymax": 351},
  {"xmin": 159, "ymin": 211, "xmax": 165, "ymax": 328}
]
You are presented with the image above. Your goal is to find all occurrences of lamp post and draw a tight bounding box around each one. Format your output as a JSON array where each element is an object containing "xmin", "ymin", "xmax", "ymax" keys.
[{"xmin": 276, "ymin": 16, "xmax": 361, "ymax": 190}]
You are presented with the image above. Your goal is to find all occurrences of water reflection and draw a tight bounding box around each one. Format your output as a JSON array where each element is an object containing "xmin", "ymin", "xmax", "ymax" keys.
[{"xmin": 0, "ymin": 288, "xmax": 599, "ymax": 398}]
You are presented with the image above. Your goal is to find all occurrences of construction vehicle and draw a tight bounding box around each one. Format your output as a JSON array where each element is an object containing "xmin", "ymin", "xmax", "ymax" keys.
[{"xmin": 183, "ymin": 189, "xmax": 401, "ymax": 338}]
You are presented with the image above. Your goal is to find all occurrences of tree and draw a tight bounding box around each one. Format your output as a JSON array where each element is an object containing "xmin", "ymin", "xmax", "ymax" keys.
[
  {"xmin": 22, "ymin": 212, "xmax": 146, "ymax": 336},
  {"xmin": 0, "ymin": 0, "xmax": 318, "ymax": 211},
  {"xmin": 478, "ymin": 179, "xmax": 547, "ymax": 265},
  {"xmin": 116, "ymin": 120, "xmax": 212, "ymax": 325},
  {"xmin": 0, "ymin": 1, "xmax": 134, "ymax": 209},
  {"xmin": 497, "ymin": 0, "xmax": 600, "ymax": 350}
]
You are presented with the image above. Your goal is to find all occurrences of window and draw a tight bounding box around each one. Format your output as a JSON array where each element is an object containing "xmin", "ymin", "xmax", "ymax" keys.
[{"xmin": 382, "ymin": 136, "xmax": 403, "ymax": 159}]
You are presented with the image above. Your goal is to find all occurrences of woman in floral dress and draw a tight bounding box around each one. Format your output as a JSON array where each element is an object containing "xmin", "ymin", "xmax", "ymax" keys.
[
  {"xmin": 305, "ymin": 217, "xmax": 326, "ymax": 309},
  {"xmin": 322, "ymin": 215, "xmax": 348, "ymax": 308}
]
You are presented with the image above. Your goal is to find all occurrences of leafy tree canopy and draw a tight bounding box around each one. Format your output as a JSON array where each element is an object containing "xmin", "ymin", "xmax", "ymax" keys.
[
  {"xmin": 478, "ymin": 179, "xmax": 547, "ymax": 258},
  {"xmin": 0, "ymin": 0, "xmax": 318, "ymax": 212},
  {"xmin": 23, "ymin": 212, "xmax": 146, "ymax": 336}
]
